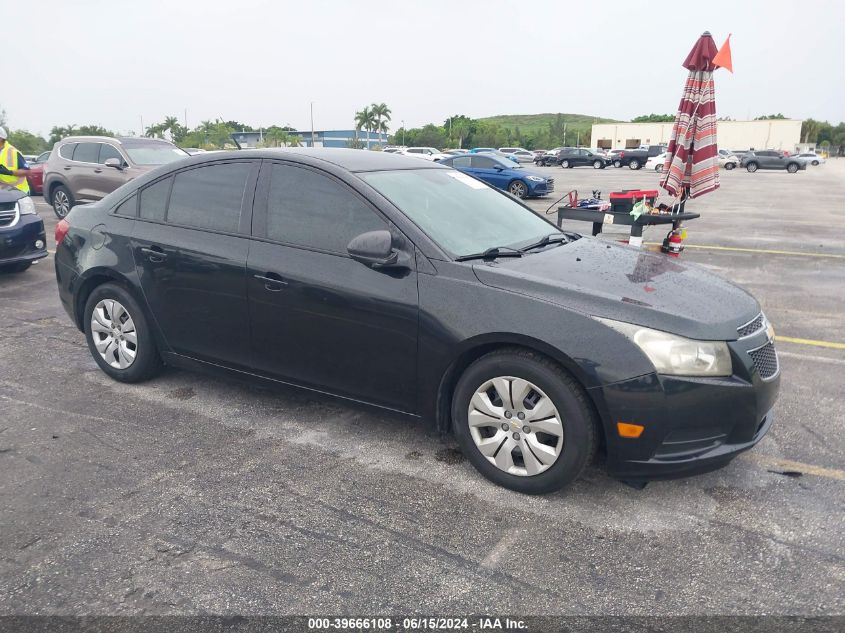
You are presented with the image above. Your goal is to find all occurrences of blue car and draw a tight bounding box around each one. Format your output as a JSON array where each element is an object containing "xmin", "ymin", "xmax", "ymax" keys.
[
  {"xmin": 0, "ymin": 188, "xmax": 48, "ymax": 273},
  {"xmin": 439, "ymin": 153, "xmax": 554, "ymax": 199},
  {"xmin": 469, "ymin": 147, "xmax": 519, "ymax": 163}
]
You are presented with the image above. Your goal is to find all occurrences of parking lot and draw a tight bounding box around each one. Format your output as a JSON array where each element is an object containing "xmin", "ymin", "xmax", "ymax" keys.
[{"xmin": 1, "ymin": 161, "xmax": 844, "ymax": 616}]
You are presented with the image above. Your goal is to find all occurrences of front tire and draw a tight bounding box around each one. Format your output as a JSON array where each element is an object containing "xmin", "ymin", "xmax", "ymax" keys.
[
  {"xmin": 508, "ymin": 180, "xmax": 528, "ymax": 199},
  {"xmin": 628, "ymin": 159, "xmax": 641, "ymax": 170},
  {"xmin": 613, "ymin": 160, "xmax": 622, "ymax": 168},
  {"xmin": 51, "ymin": 185, "xmax": 74, "ymax": 219},
  {"xmin": 812, "ymin": 160, "xmax": 819, "ymax": 166},
  {"xmin": 787, "ymin": 163, "xmax": 799, "ymax": 173},
  {"xmin": 725, "ymin": 162, "xmax": 735, "ymax": 170},
  {"xmin": 746, "ymin": 162, "xmax": 759, "ymax": 173},
  {"xmin": 84, "ymin": 283, "xmax": 162, "ymax": 383},
  {"xmin": 593, "ymin": 160, "xmax": 604, "ymax": 169},
  {"xmin": 560, "ymin": 159, "xmax": 570, "ymax": 169},
  {"xmin": 451, "ymin": 348, "xmax": 598, "ymax": 494}
]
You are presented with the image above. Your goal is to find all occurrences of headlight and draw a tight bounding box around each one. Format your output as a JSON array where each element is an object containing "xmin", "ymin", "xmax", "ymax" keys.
[
  {"xmin": 596, "ymin": 317, "xmax": 732, "ymax": 377},
  {"xmin": 17, "ymin": 196, "xmax": 37, "ymax": 215},
  {"xmin": 526, "ymin": 175, "xmax": 545, "ymax": 182}
]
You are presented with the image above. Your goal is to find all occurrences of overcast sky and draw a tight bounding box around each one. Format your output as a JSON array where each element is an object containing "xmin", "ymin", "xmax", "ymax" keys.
[{"xmin": 5, "ymin": 0, "xmax": 842, "ymax": 136}]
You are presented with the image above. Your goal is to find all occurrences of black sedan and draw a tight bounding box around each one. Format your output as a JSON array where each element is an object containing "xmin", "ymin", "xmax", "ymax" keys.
[{"xmin": 54, "ymin": 149, "xmax": 779, "ymax": 494}]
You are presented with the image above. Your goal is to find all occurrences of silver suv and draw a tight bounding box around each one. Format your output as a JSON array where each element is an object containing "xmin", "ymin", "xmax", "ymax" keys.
[{"xmin": 43, "ymin": 136, "xmax": 189, "ymax": 218}]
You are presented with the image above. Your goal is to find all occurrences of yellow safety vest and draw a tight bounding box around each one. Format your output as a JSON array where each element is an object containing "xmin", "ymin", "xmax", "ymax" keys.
[{"xmin": 0, "ymin": 142, "xmax": 31, "ymax": 194}]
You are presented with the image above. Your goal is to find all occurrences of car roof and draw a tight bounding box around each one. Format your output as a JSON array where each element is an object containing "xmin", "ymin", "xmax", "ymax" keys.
[
  {"xmin": 171, "ymin": 148, "xmax": 447, "ymax": 173},
  {"xmin": 56, "ymin": 135, "xmax": 178, "ymax": 146}
]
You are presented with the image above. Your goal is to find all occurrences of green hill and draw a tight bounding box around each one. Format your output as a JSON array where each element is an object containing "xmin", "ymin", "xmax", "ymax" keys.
[{"xmin": 478, "ymin": 112, "xmax": 619, "ymax": 136}]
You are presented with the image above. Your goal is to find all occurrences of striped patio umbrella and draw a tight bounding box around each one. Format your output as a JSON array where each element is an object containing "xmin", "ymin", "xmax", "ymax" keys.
[{"xmin": 660, "ymin": 31, "xmax": 720, "ymax": 199}]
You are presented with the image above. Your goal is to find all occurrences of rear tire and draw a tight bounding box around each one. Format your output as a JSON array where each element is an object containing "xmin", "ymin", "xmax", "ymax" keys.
[
  {"xmin": 0, "ymin": 261, "xmax": 32, "ymax": 274},
  {"xmin": 51, "ymin": 185, "xmax": 74, "ymax": 219},
  {"xmin": 812, "ymin": 160, "xmax": 819, "ymax": 166},
  {"xmin": 451, "ymin": 348, "xmax": 598, "ymax": 494},
  {"xmin": 83, "ymin": 282, "xmax": 162, "ymax": 383},
  {"xmin": 746, "ymin": 162, "xmax": 759, "ymax": 173}
]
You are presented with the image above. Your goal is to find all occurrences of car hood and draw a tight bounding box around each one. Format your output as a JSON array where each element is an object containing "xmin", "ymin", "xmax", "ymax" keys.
[
  {"xmin": 0, "ymin": 187, "xmax": 27, "ymax": 203},
  {"xmin": 472, "ymin": 238, "xmax": 759, "ymax": 340}
]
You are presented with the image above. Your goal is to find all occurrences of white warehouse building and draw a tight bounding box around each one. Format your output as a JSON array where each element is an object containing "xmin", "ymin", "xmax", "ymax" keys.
[{"xmin": 591, "ymin": 119, "xmax": 803, "ymax": 152}]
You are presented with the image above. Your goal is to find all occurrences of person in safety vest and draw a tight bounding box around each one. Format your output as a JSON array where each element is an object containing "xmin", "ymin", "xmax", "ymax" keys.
[{"xmin": 0, "ymin": 127, "xmax": 31, "ymax": 194}]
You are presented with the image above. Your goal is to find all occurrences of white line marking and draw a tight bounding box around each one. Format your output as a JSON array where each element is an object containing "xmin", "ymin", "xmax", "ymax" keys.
[
  {"xmin": 777, "ymin": 351, "xmax": 845, "ymax": 365},
  {"xmin": 480, "ymin": 531, "xmax": 522, "ymax": 569}
]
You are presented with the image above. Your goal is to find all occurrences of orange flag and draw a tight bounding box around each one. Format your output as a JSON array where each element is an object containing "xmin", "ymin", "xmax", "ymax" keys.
[{"xmin": 713, "ymin": 34, "xmax": 733, "ymax": 72}]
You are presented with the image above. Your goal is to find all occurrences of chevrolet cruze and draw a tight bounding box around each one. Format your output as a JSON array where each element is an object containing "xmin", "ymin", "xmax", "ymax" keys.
[{"xmin": 54, "ymin": 149, "xmax": 780, "ymax": 494}]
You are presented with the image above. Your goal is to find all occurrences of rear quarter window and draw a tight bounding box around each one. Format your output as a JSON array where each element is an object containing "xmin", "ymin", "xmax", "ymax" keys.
[
  {"xmin": 139, "ymin": 177, "xmax": 172, "ymax": 222},
  {"xmin": 114, "ymin": 194, "xmax": 137, "ymax": 217},
  {"xmin": 58, "ymin": 143, "xmax": 78, "ymax": 160}
]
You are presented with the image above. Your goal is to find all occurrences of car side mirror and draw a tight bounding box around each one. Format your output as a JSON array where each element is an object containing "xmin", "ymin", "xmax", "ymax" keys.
[
  {"xmin": 347, "ymin": 230, "xmax": 408, "ymax": 270},
  {"xmin": 104, "ymin": 157, "xmax": 124, "ymax": 170}
]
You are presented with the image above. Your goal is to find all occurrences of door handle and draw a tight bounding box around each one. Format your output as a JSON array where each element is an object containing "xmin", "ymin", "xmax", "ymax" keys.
[
  {"xmin": 63, "ymin": 166, "xmax": 71, "ymax": 171},
  {"xmin": 140, "ymin": 246, "xmax": 167, "ymax": 263},
  {"xmin": 94, "ymin": 168, "xmax": 103, "ymax": 173},
  {"xmin": 254, "ymin": 273, "xmax": 288, "ymax": 291}
]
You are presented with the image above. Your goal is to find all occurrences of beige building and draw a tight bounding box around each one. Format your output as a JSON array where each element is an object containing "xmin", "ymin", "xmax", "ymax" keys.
[{"xmin": 591, "ymin": 119, "xmax": 803, "ymax": 152}]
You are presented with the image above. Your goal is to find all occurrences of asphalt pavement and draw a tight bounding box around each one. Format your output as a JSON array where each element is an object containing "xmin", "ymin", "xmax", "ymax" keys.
[{"xmin": 1, "ymin": 160, "xmax": 843, "ymax": 616}]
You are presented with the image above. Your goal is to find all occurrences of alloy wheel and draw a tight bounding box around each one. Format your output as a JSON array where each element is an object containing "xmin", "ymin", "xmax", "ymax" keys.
[
  {"xmin": 90, "ymin": 299, "xmax": 138, "ymax": 369},
  {"xmin": 54, "ymin": 190, "xmax": 70, "ymax": 217},
  {"xmin": 509, "ymin": 181, "xmax": 527, "ymax": 198},
  {"xmin": 467, "ymin": 376, "xmax": 564, "ymax": 476}
]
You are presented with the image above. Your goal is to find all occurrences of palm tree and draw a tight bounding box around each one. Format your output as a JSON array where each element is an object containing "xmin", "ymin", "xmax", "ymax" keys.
[
  {"xmin": 354, "ymin": 107, "xmax": 375, "ymax": 149},
  {"xmin": 371, "ymin": 103, "xmax": 391, "ymax": 147},
  {"xmin": 162, "ymin": 116, "xmax": 180, "ymax": 140},
  {"xmin": 287, "ymin": 135, "xmax": 302, "ymax": 147}
]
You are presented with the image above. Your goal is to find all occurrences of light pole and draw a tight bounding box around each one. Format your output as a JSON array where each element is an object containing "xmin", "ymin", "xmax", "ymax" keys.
[
  {"xmin": 401, "ymin": 120, "xmax": 405, "ymax": 146},
  {"xmin": 310, "ymin": 102, "xmax": 315, "ymax": 147}
]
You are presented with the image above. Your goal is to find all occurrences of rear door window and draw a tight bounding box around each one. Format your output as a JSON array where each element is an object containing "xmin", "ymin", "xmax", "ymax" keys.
[
  {"xmin": 72, "ymin": 143, "xmax": 100, "ymax": 164},
  {"xmin": 139, "ymin": 177, "xmax": 172, "ymax": 222},
  {"xmin": 471, "ymin": 156, "xmax": 497, "ymax": 169},
  {"xmin": 452, "ymin": 156, "xmax": 471, "ymax": 168},
  {"xmin": 167, "ymin": 162, "xmax": 250, "ymax": 233},
  {"xmin": 262, "ymin": 163, "xmax": 386, "ymax": 254}
]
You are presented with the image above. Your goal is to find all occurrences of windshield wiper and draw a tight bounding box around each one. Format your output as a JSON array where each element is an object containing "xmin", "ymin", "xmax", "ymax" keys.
[
  {"xmin": 455, "ymin": 246, "xmax": 524, "ymax": 262},
  {"xmin": 519, "ymin": 233, "xmax": 573, "ymax": 253}
]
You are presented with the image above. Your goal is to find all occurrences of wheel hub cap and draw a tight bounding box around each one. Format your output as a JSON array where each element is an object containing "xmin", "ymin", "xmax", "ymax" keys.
[
  {"xmin": 467, "ymin": 376, "xmax": 564, "ymax": 476},
  {"xmin": 90, "ymin": 299, "xmax": 138, "ymax": 369}
]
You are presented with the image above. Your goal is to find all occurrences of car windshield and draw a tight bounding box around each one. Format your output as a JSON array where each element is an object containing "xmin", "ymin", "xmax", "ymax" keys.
[
  {"xmin": 122, "ymin": 142, "xmax": 189, "ymax": 166},
  {"xmin": 361, "ymin": 169, "xmax": 556, "ymax": 258}
]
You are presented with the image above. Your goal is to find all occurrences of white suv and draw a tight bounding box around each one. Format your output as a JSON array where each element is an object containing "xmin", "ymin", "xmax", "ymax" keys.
[{"xmin": 399, "ymin": 147, "xmax": 449, "ymax": 161}]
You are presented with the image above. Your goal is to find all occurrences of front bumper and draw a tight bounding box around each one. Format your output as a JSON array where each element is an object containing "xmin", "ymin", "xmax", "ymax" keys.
[
  {"xmin": 592, "ymin": 329, "xmax": 780, "ymax": 481},
  {"xmin": 0, "ymin": 213, "xmax": 48, "ymax": 265}
]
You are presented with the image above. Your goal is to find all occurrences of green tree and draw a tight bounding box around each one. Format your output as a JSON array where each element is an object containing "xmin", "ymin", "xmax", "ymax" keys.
[
  {"xmin": 8, "ymin": 130, "xmax": 48, "ymax": 154},
  {"xmin": 754, "ymin": 113, "xmax": 787, "ymax": 120},
  {"xmin": 801, "ymin": 119, "xmax": 822, "ymax": 144},
  {"xmin": 632, "ymin": 114, "xmax": 675, "ymax": 123},
  {"xmin": 354, "ymin": 107, "xmax": 375, "ymax": 148},
  {"xmin": 370, "ymin": 103, "xmax": 391, "ymax": 147},
  {"xmin": 49, "ymin": 125, "xmax": 78, "ymax": 144}
]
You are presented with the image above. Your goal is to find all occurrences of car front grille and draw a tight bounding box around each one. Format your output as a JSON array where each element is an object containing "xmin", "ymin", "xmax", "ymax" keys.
[
  {"xmin": 748, "ymin": 341, "xmax": 779, "ymax": 380},
  {"xmin": 737, "ymin": 313, "xmax": 764, "ymax": 338},
  {"xmin": 0, "ymin": 207, "xmax": 18, "ymax": 228}
]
